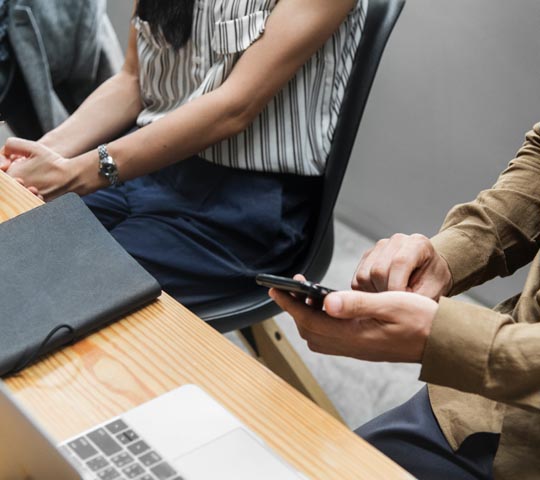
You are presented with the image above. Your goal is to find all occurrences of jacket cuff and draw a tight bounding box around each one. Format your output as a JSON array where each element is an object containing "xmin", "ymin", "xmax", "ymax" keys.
[
  {"xmin": 420, "ymin": 297, "xmax": 503, "ymax": 393},
  {"xmin": 430, "ymin": 228, "xmax": 488, "ymax": 296}
]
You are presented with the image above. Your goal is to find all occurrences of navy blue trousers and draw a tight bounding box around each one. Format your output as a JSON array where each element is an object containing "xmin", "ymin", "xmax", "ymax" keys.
[
  {"xmin": 356, "ymin": 387, "xmax": 500, "ymax": 479},
  {"xmin": 83, "ymin": 157, "xmax": 320, "ymax": 311}
]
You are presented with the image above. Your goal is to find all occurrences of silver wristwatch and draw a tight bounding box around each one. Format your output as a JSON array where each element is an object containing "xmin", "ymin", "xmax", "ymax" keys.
[{"xmin": 97, "ymin": 144, "xmax": 121, "ymax": 186}]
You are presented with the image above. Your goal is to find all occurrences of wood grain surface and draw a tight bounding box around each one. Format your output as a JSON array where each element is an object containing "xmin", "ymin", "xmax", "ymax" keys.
[{"xmin": 0, "ymin": 171, "xmax": 413, "ymax": 480}]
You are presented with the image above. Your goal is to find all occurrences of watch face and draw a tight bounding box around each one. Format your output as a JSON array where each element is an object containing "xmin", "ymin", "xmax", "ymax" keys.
[
  {"xmin": 102, "ymin": 163, "xmax": 116, "ymax": 175},
  {"xmin": 100, "ymin": 156, "xmax": 116, "ymax": 176},
  {"xmin": 98, "ymin": 150, "xmax": 120, "ymax": 185}
]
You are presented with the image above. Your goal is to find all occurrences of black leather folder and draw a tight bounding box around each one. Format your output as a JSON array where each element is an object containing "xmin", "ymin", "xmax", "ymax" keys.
[{"xmin": 0, "ymin": 193, "xmax": 161, "ymax": 376}]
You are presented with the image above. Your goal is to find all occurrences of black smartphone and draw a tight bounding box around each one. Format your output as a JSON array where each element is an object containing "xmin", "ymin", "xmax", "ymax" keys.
[{"xmin": 256, "ymin": 274, "xmax": 335, "ymax": 304}]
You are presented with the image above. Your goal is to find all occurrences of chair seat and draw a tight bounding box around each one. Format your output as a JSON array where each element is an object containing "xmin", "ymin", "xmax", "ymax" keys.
[{"xmin": 198, "ymin": 223, "xmax": 335, "ymax": 333}]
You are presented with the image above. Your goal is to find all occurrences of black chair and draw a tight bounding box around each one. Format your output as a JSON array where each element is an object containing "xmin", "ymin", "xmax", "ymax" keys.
[
  {"xmin": 191, "ymin": 0, "xmax": 405, "ymax": 416},
  {"xmin": 195, "ymin": 0, "xmax": 405, "ymax": 330}
]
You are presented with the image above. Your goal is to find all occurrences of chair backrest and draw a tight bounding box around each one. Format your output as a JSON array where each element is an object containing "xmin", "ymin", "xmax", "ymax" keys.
[
  {"xmin": 303, "ymin": 0, "xmax": 405, "ymax": 280},
  {"xmin": 199, "ymin": 0, "xmax": 406, "ymax": 332}
]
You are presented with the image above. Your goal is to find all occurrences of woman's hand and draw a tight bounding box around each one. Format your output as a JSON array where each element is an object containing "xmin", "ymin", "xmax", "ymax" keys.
[
  {"xmin": 352, "ymin": 233, "xmax": 453, "ymax": 300},
  {"xmin": 4, "ymin": 138, "xmax": 75, "ymax": 201},
  {"xmin": 0, "ymin": 157, "xmax": 7, "ymax": 172},
  {"xmin": 270, "ymin": 278, "xmax": 438, "ymax": 363},
  {"xmin": 1, "ymin": 147, "xmax": 43, "ymax": 199}
]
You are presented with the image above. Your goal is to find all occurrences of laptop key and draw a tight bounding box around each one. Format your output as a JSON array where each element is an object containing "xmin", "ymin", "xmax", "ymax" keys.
[
  {"xmin": 127, "ymin": 439, "xmax": 150, "ymax": 456},
  {"xmin": 111, "ymin": 452, "xmax": 134, "ymax": 468},
  {"xmin": 117, "ymin": 429, "xmax": 139, "ymax": 445},
  {"xmin": 87, "ymin": 455, "xmax": 110, "ymax": 471},
  {"xmin": 68, "ymin": 437, "xmax": 98, "ymax": 460},
  {"xmin": 140, "ymin": 451, "xmax": 162, "ymax": 467},
  {"xmin": 137, "ymin": 476, "xmax": 154, "ymax": 480},
  {"xmin": 97, "ymin": 466, "xmax": 121, "ymax": 480},
  {"xmin": 122, "ymin": 462, "xmax": 146, "ymax": 478},
  {"xmin": 150, "ymin": 462, "xmax": 177, "ymax": 480},
  {"xmin": 106, "ymin": 419, "xmax": 129, "ymax": 435},
  {"xmin": 124, "ymin": 429, "xmax": 139, "ymax": 442},
  {"xmin": 88, "ymin": 428, "xmax": 123, "ymax": 456}
]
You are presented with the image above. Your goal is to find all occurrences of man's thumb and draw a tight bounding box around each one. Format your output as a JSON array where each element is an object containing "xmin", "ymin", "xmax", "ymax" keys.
[{"xmin": 324, "ymin": 291, "xmax": 386, "ymax": 319}]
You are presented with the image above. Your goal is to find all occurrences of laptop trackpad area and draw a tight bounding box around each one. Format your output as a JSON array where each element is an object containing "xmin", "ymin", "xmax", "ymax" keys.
[{"xmin": 173, "ymin": 428, "xmax": 303, "ymax": 480}]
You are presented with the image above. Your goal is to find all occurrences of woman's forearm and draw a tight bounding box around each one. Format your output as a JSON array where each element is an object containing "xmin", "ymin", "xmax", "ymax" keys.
[
  {"xmin": 67, "ymin": 86, "xmax": 246, "ymax": 196},
  {"xmin": 39, "ymin": 71, "xmax": 142, "ymax": 158}
]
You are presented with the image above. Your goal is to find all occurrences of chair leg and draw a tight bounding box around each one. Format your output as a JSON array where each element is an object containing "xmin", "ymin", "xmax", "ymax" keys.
[{"xmin": 237, "ymin": 318, "xmax": 344, "ymax": 423}]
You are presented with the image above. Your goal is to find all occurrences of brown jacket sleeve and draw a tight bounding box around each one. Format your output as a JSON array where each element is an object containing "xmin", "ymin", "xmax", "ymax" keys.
[
  {"xmin": 431, "ymin": 123, "xmax": 540, "ymax": 296},
  {"xmin": 420, "ymin": 297, "xmax": 540, "ymax": 412},
  {"xmin": 421, "ymin": 123, "xmax": 540, "ymax": 411}
]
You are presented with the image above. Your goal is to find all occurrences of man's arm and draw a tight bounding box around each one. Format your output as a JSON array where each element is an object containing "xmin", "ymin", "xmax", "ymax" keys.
[
  {"xmin": 353, "ymin": 123, "xmax": 540, "ymax": 298},
  {"xmin": 271, "ymin": 284, "xmax": 540, "ymax": 412},
  {"xmin": 420, "ymin": 297, "xmax": 540, "ymax": 412},
  {"xmin": 432, "ymin": 123, "xmax": 540, "ymax": 295}
]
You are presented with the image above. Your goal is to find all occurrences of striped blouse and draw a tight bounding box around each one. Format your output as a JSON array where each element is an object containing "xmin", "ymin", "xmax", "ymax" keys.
[{"xmin": 135, "ymin": 0, "xmax": 368, "ymax": 176}]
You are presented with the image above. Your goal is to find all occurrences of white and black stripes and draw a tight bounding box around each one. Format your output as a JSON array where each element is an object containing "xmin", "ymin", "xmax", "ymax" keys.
[{"xmin": 136, "ymin": 0, "xmax": 368, "ymax": 176}]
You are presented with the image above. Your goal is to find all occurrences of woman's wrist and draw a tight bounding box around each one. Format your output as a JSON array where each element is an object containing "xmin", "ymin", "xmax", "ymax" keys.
[
  {"xmin": 39, "ymin": 131, "xmax": 75, "ymax": 159},
  {"xmin": 67, "ymin": 151, "xmax": 109, "ymax": 196}
]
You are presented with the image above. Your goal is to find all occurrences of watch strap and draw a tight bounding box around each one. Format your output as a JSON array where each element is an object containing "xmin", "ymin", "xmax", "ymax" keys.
[{"xmin": 97, "ymin": 144, "xmax": 121, "ymax": 186}]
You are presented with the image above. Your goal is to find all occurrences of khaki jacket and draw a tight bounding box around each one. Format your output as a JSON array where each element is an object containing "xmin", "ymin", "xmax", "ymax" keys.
[{"xmin": 422, "ymin": 123, "xmax": 540, "ymax": 479}]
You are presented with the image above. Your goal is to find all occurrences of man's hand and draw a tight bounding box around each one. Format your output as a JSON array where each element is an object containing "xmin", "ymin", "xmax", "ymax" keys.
[
  {"xmin": 353, "ymin": 233, "xmax": 453, "ymax": 300},
  {"xmin": 270, "ymin": 280, "xmax": 438, "ymax": 363}
]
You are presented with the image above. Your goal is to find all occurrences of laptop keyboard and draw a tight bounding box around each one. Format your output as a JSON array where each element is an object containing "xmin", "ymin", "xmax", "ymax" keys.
[{"xmin": 62, "ymin": 418, "xmax": 183, "ymax": 480}]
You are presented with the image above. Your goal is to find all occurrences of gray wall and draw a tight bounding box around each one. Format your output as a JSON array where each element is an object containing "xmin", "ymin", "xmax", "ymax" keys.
[
  {"xmin": 336, "ymin": 0, "xmax": 540, "ymax": 305},
  {"xmin": 107, "ymin": 2, "xmax": 131, "ymax": 51}
]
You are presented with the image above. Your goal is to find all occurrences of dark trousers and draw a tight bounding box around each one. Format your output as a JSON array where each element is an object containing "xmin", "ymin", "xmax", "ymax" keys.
[
  {"xmin": 355, "ymin": 386, "xmax": 500, "ymax": 480},
  {"xmin": 83, "ymin": 156, "xmax": 320, "ymax": 311}
]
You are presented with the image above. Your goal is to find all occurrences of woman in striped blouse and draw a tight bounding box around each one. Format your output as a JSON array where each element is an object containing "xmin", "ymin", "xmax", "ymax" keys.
[{"xmin": 1, "ymin": 0, "xmax": 366, "ymax": 309}]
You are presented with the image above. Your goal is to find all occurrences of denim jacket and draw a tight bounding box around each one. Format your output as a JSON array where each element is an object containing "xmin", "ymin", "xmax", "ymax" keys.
[{"xmin": 8, "ymin": 0, "xmax": 123, "ymax": 133}]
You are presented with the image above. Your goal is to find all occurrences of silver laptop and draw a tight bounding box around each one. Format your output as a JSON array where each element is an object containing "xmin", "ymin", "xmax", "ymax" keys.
[{"xmin": 0, "ymin": 381, "xmax": 306, "ymax": 480}]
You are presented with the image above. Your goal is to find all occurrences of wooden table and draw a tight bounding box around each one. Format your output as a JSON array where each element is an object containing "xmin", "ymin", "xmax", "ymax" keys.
[{"xmin": 0, "ymin": 171, "xmax": 412, "ymax": 480}]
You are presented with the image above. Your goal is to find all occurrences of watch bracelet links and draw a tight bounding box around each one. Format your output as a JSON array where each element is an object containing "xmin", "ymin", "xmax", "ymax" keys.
[{"xmin": 97, "ymin": 144, "xmax": 121, "ymax": 187}]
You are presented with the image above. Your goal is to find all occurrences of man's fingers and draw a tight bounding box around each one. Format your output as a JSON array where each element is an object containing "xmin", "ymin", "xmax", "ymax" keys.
[
  {"xmin": 352, "ymin": 246, "xmax": 378, "ymax": 292},
  {"xmin": 354, "ymin": 234, "xmax": 436, "ymax": 295},
  {"xmin": 269, "ymin": 288, "xmax": 339, "ymax": 337},
  {"xmin": 386, "ymin": 239, "xmax": 430, "ymax": 291},
  {"xmin": 368, "ymin": 236, "xmax": 408, "ymax": 292},
  {"xmin": 269, "ymin": 287, "xmax": 311, "ymax": 319}
]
